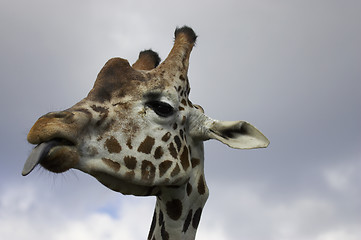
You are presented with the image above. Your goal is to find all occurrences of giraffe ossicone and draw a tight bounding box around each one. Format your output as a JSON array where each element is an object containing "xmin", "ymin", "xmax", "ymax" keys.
[{"xmin": 23, "ymin": 26, "xmax": 269, "ymax": 240}]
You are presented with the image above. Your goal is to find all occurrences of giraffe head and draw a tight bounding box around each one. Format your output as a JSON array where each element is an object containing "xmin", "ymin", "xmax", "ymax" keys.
[{"xmin": 23, "ymin": 27, "xmax": 269, "ymax": 197}]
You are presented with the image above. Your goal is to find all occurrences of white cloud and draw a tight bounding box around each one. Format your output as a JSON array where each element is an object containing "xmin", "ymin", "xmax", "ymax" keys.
[
  {"xmin": 54, "ymin": 198, "xmax": 154, "ymax": 240},
  {"xmin": 2, "ymin": 172, "xmax": 361, "ymax": 240},
  {"xmin": 0, "ymin": 183, "xmax": 228, "ymax": 240},
  {"xmin": 323, "ymin": 156, "xmax": 361, "ymax": 193},
  {"xmin": 316, "ymin": 229, "xmax": 361, "ymax": 240},
  {"xmin": 200, "ymin": 179, "xmax": 361, "ymax": 240}
]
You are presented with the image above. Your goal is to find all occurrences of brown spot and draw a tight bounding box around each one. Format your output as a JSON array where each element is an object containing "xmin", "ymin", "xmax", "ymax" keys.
[
  {"xmin": 179, "ymin": 129, "xmax": 184, "ymax": 139},
  {"xmin": 187, "ymin": 99, "xmax": 193, "ymax": 107},
  {"xmin": 161, "ymin": 224, "xmax": 169, "ymax": 240},
  {"xmin": 174, "ymin": 136, "xmax": 182, "ymax": 152},
  {"xmin": 186, "ymin": 183, "xmax": 193, "ymax": 196},
  {"xmin": 179, "ymin": 75, "xmax": 185, "ymax": 81},
  {"xmin": 180, "ymin": 146, "xmax": 190, "ymax": 171},
  {"xmin": 102, "ymin": 158, "xmax": 120, "ymax": 171},
  {"xmin": 154, "ymin": 146, "xmax": 164, "ymax": 159},
  {"xmin": 181, "ymin": 99, "xmax": 187, "ymax": 106},
  {"xmin": 124, "ymin": 156, "xmax": 137, "ymax": 170},
  {"xmin": 104, "ymin": 136, "xmax": 122, "ymax": 153},
  {"xmin": 158, "ymin": 210, "xmax": 164, "ymax": 226},
  {"xmin": 183, "ymin": 209, "xmax": 193, "ymax": 233},
  {"xmin": 181, "ymin": 116, "xmax": 187, "ymax": 125},
  {"xmin": 170, "ymin": 163, "xmax": 180, "ymax": 177},
  {"xmin": 166, "ymin": 199, "xmax": 183, "ymax": 220},
  {"xmin": 192, "ymin": 208, "xmax": 202, "ymax": 229},
  {"xmin": 186, "ymin": 85, "xmax": 190, "ymax": 95},
  {"xmin": 178, "ymin": 106, "xmax": 185, "ymax": 111},
  {"xmin": 172, "ymin": 123, "xmax": 178, "ymax": 130},
  {"xmin": 159, "ymin": 160, "xmax": 172, "ymax": 177},
  {"xmin": 138, "ymin": 136, "xmax": 155, "ymax": 154},
  {"xmin": 125, "ymin": 171, "xmax": 135, "ymax": 180},
  {"xmin": 161, "ymin": 132, "xmax": 171, "ymax": 142},
  {"xmin": 141, "ymin": 160, "xmax": 156, "ymax": 183},
  {"xmin": 194, "ymin": 104, "xmax": 205, "ymax": 113},
  {"xmin": 126, "ymin": 138, "xmax": 133, "ymax": 149},
  {"xmin": 168, "ymin": 143, "xmax": 178, "ymax": 159},
  {"xmin": 197, "ymin": 175, "xmax": 206, "ymax": 195},
  {"xmin": 191, "ymin": 158, "xmax": 200, "ymax": 168}
]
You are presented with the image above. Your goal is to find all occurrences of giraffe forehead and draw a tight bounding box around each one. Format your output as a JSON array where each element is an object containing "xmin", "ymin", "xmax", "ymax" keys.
[{"xmin": 86, "ymin": 58, "xmax": 190, "ymax": 105}]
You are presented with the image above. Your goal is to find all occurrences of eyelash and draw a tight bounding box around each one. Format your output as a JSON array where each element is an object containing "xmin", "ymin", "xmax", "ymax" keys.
[{"xmin": 145, "ymin": 101, "xmax": 175, "ymax": 118}]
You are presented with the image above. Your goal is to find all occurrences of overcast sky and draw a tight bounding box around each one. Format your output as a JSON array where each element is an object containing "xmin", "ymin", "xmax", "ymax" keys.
[{"xmin": 1, "ymin": 0, "xmax": 361, "ymax": 239}]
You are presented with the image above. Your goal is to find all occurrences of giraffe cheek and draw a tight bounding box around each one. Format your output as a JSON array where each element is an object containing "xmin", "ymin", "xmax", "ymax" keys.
[{"xmin": 40, "ymin": 146, "xmax": 79, "ymax": 173}]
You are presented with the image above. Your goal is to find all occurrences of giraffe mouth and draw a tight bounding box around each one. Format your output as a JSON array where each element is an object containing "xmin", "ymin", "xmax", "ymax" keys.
[{"xmin": 22, "ymin": 139, "xmax": 77, "ymax": 176}]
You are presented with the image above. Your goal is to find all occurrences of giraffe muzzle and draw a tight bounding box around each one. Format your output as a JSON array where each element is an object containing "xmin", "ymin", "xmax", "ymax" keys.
[{"xmin": 22, "ymin": 139, "xmax": 77, "ymax": 176}]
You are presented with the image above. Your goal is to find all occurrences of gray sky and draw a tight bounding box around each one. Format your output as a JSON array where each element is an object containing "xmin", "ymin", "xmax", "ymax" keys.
[{"xmin": 1, "ymin": 0, "xmax": 361, "ymax": 239}]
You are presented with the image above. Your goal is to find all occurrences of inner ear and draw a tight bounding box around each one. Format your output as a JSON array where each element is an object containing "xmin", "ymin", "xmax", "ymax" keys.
[
  {"xmin": 208, "ymin": 121, "xmax": 270, "ymax": 149},
  {"xmin": 218, "ymin": 123, "xmax": 249, "ymax": 139}
]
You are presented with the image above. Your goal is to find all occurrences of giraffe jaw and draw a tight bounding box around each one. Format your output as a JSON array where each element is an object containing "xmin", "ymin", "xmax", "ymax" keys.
[{"xmin": 22, "ymin": 139, "xmax": 78, "ymax": 176}]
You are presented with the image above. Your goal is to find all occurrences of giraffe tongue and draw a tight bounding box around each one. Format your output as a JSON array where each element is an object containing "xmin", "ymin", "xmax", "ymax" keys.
[{"xmin": 22, "ymin": 140, "xmax": 60, "ymax": 176}]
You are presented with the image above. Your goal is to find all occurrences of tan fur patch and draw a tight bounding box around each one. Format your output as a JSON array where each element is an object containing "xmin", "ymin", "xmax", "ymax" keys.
[
  {"xmin": 154, "ymin": 146, "xmax": 164, "ymax": 159},
  {"xmin": 192, "ymin": 208, "xmax": 203, "ymax": 229},
  {"xmin": 138, "ymin": 136, "xmax": 155, "ymax": 154},
  {"xmin": 186, "ymin": 182, "xmax": 193, "ymax": 196},
  {"xmin": 159, "ymin": 160, "xmax": 172, "ymax": 177},
  {"xmin": 180, "ymin": 146, "xmax": 190, "ymax": 171},
  {"xmin": 166, "ymin": 199, "xmax": 183, "ymax": 220},
  {"xmin": 168, "ymin": 142, "xmax": 178, "ymax": 159},
  {"xmin": 161, "ymin": 132, "xmax": 171, "ymax": 142},
  {"xmin": 102, "ymin": 158, "xmax": 120, "ymax": 172},
  {"xmin": 104, "ymin": 136, "xmax": 122, "ymax": 153},
  {"xmin": 126, "ymin": 138, "xmax": 133, "ymax": 149},
  {"xmin": 124, "ymin": 156, "xmax": 137, "ymax": 170},
  {"xmin": 197, "ymin": 175, "xmax": 206, "ymax": 195},
  {"xmin": 171, "ymin": 163, "xmax": 180, "ymax": 177},
  {"xmin": 181, "ymin": 116, "xmax": 187, "ymax": 125},
  {"xmin": 191, "ymin": 158, "xmax": 200, "ymax": 168},
  {"xmin": 174, "ymin": 136, "xmax": 182, "ymax": 152},
  {"xmin": 141, "ymin": 160, "xmax": 156, "ymax": 183},
  {"xmin": 125, "ymin": 170, "xmax": 135, "ymax": 180}
]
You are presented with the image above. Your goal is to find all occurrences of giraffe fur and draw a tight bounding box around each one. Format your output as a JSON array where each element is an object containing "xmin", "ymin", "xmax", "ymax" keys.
[{"xmin": 23, "ymin": 26, "xmax": 269, "ymax": 240}]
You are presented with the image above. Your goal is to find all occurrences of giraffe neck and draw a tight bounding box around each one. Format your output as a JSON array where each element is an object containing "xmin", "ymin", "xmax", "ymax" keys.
[
  {"xmin": 147, "ymin": 142, "xmax": 209, "ymax": 240},
  {"xmin": 148, "ymin": 184, "xmax": 207, "ymax": 240}
]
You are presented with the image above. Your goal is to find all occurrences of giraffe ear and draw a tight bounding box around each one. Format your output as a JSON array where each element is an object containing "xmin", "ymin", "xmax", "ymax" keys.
[{"xmin": 207, "ymin": 120, "xmax": 270, "ymax": 149}]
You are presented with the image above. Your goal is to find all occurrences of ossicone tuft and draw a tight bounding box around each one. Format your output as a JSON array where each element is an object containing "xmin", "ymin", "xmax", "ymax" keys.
[
  {"xmin": 139, "ymin": 50, "xmax": 161, "ymax": 67},
  {"xmin": 175, "ymin": 26, "xmax": 197, "ymax": 44}
]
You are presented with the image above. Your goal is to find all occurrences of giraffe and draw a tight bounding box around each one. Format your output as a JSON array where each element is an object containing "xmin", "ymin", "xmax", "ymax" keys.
[{"xmin": 22, "ymin": 26, "xmax": 269, "ymax": 240}]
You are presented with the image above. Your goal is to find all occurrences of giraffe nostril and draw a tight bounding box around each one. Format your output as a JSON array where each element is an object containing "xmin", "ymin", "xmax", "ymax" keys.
[
  {"xmin": 54, "ymin": 112, "xmax": 67, "ymax": 118},
  {"xmin": 46, "ymin": 111, "xmax": 73, "ymax": 119},
  {"xmin": 43, "ymin": 111, "xmax": 75, "ymax": 124}
]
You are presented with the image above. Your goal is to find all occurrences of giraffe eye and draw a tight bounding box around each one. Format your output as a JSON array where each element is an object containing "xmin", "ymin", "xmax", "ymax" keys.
[{"xmin": 146, "ymin": 101, "xmax": 174, "ymax": 117}]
